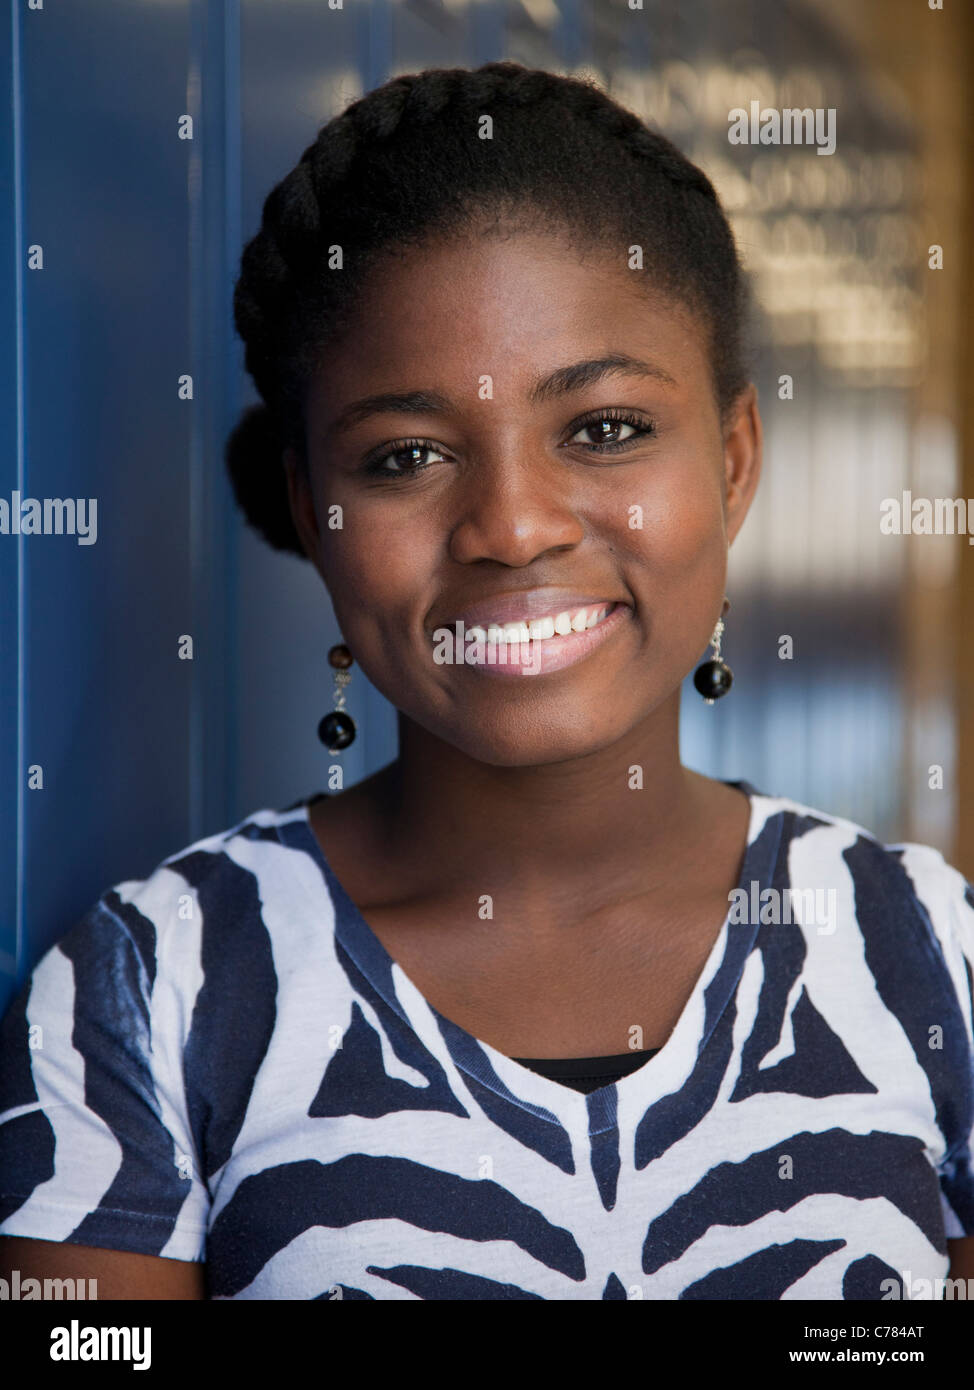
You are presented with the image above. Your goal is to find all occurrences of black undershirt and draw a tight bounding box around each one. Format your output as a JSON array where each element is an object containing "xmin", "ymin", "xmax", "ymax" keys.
[{"xmin": 512, "ymin": 1048, "xmax": 661, "ymax": 1094}]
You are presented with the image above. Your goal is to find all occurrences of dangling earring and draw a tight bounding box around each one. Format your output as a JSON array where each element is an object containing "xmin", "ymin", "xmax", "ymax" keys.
[
  {"xmin": 318, "ymin": 644, "xmax": 357, "ymax": 751},
  {"xmin": 693, "ymin": 597, "xmax": 733, "ymax": 704}
]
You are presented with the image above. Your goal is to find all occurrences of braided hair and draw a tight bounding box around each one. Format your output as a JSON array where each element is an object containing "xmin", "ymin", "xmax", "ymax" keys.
[{"xmin": 227, "ymin": 61, "xmax": 751, "ymax": 556}]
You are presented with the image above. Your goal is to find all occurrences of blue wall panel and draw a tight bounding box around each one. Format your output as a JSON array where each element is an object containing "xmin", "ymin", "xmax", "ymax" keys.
[
  {"xmin": 0, "ymin": 1, "xmax": 22, "ymax": 987},
  {"xmin": 3, "ymin": 1, "xmax": 202, "ymax": 1013}
]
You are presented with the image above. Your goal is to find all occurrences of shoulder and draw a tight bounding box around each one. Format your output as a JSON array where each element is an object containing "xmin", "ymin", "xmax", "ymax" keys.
[
  {"xmin": 7, "ymin": 796, "xmax": 334, "ymax": 1028},
  {"xmin": 108, "ymin": 794, "xmax": 328, "ymax": 930},
  {"xmin": 749, "ymin": 783, "xmax": 974, "ymax": 1031},
  {"xmin": 149, "ymin": 795, "xmax": 329, "ymax": 915},
  {"xmin": 0, "ymin": 796, "xmax": 337, "ymax": 1228},
  {"xmin": 753, "ymin": 784, "xmax": 973, "ymax": 917}
]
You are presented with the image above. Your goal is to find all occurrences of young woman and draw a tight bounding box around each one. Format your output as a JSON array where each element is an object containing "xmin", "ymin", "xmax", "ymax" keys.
[{"xmin": 2, "ymin": 62, "xmax": 973, "ymax": 1301}]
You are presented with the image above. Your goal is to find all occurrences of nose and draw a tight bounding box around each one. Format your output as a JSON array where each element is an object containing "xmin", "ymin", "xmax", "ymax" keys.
[{"xmin": 446, "ymin": 448, "xmax": 586, "ymax": 567}]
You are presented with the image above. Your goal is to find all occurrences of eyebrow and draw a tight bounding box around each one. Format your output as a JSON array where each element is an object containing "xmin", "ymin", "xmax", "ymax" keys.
[{"xmin": 326, "ymin": 354, "xmax": 678, "ymax": 438}]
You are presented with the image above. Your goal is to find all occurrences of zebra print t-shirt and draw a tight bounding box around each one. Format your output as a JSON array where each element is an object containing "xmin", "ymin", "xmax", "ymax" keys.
[{"xmin": 2, "ymin": 782, "xmax": 973, "ymax": 1300}]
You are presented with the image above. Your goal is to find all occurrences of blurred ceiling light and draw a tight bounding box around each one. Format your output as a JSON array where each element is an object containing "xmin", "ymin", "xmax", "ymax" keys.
[
  {"xmin": 310, "ymin": 68, "xmax": 363, "ymax": 118},
  {"xmin": 519, "ymin": 0, "xmax": 559, "ymax": 28}
]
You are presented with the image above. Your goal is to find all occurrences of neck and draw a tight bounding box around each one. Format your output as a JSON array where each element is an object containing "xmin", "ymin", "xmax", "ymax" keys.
[{"xmin": 375, "ymin": 692, "xmax": 700, "ymax": 892}]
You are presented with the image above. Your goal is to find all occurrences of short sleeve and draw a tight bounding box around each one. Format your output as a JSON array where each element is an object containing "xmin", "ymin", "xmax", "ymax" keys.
[
  {"xmin": 903, "ymin": 845, "xmax": 974, "ymax": 1238},
  {"xmin": 0, "ymin": 884, "xmax": 210, "ymax": 1261},
  {"xmin": 939, "ymin": 872, "xmax": 974, "ymax": 1237}
]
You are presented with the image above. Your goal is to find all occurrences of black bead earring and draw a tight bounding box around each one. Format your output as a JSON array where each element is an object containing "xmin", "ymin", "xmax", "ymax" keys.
[
  {"xmin": 318, "ymin": 644, "xmax": 357, "ymax": 751},
  {"xmin": 693, "ymin": 597, "xmax": 733, "ymax": 704}
]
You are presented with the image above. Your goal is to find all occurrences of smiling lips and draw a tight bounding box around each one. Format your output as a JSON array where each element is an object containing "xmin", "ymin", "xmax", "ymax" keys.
[
  {"xmin": 464, "ymin": 602, "xmax": 614, "ymax": 645},
  {"xmin": 433, "ymin": 597, "xmax": 630, "ymax": 677}
]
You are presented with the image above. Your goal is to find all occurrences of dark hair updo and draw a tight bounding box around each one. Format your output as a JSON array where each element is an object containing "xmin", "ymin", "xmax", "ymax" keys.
[{"xmin": 226, "ymin": 60, "xmax": 752, "ymax": 557}]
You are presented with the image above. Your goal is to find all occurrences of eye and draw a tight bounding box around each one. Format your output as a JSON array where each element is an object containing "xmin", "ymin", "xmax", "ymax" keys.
[
  {"xmin": 363, "ymin": 439, "xmax": 449, "ymax": 478},
  {"xmin": 566, "ymin": 409, "xmax": 657, "ymax": 452}
]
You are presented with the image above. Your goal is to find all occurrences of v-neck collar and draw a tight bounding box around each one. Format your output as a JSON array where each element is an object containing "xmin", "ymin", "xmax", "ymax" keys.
[{"xmin": 285, "ymin": 780, "xmax": 784, "ymax": 1134}]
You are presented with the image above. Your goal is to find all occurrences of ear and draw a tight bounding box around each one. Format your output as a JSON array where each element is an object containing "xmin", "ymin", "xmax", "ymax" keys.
[
  {"xmin": 721, "ymin": 384, "xmax": 762, "ymax": 546},
  {"xmin": 283, "ymin": 446, "xmax": 321, "ymax": 564}
]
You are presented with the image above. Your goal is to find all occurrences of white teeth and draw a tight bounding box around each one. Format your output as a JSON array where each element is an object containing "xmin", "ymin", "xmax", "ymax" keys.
[{"xmin": 466, "ymin": 604, "xmax": 614, "ymax": 645}]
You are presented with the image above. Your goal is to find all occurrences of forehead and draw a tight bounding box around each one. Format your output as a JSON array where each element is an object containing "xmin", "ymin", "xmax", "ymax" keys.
[{"xmin": 311, "ymin": 230, "xmax": 710, "ymax": 401}]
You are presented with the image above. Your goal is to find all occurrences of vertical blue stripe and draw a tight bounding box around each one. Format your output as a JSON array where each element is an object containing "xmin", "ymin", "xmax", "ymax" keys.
[
  {"xmin": 187, "ymin": 0, "xmax": 205, "ymax": 841},
  {"xmin": 187, "ymin": 0, "xmax": 240, "ymax": 839},
  {"xmin": 358, "ymin": 0, "xmax": 392, "ymax": 92},
  {"xmin": 0, "ymin": 0, "xmax": 16, "ymax": 1000},
  {"xmin": 223, "ymin": 0, "xmax": 241, "ymax": 824},
  {"xmin": 556, "ymin": 0, "xmax": 582, "ymax": 67},
  {"xmin": 10, "ymin": 0, "xmax": 27, "ymax": 1001},
  {"xmin": 470, "ymin": 0, "xmax": 506, "ymax": 63}
]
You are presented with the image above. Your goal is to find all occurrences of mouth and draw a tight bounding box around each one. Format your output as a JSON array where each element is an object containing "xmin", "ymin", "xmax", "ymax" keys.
[
  {"xmin": 463, "ymin": 600, "xmax": 617, "ymax": 646},
  {"xmin": 432, "ymin": 600, "xmax": 631, "ymax": 678}
]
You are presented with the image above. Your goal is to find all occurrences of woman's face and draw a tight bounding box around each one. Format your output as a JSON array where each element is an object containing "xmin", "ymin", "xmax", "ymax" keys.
[{"xmin": 286, "ymin": 227, "xmax": 762, "ymax": 767}]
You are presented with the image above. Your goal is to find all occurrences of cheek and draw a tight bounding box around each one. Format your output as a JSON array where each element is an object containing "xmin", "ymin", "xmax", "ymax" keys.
[
  {"xmin": 616, "ymin": 444, "xmax": 726, "ymax": 578},
  {"xmin": 610, "ymin": 447, "xmax": 728, "ymax": 666},
  {"xmin": 314, "ymin": 506, "xmax": 435, "ymax": 651}
]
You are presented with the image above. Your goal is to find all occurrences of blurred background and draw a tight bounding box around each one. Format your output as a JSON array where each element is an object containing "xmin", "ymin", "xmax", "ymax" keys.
[{"xmin": 2, "ymin": 0, "xmax": 973, "ymax": 1013}]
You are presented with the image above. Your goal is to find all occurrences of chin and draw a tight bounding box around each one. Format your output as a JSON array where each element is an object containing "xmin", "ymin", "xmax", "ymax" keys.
[{"xmin": 438, "ymin": 709, "xmax": 631, "ymax": 769}]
